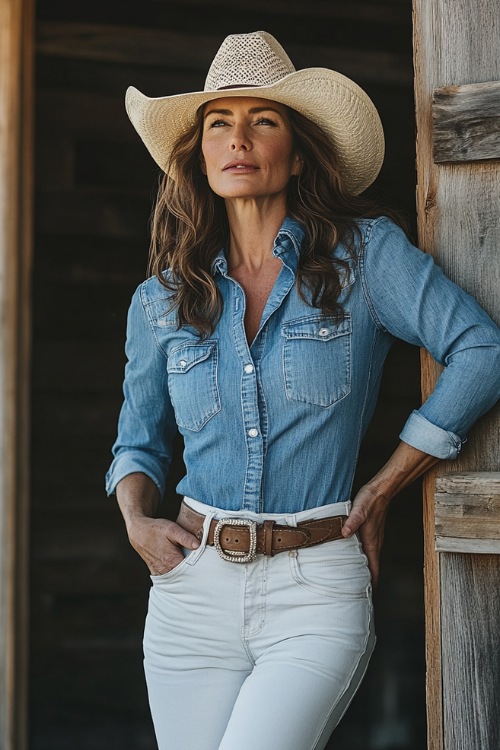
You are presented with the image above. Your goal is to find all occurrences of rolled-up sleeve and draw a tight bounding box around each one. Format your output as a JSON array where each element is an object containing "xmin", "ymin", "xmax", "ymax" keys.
[
  {"xmin": 399, "ymin": 410, "xmax": 463, "ymax": 459},
  {"xmin": 105, "ymin": 284, "xmax": 177, "ymax": 497},
  {"xmin": 360, "ymin": 217, "xmax": 500, "ymax": 459}
]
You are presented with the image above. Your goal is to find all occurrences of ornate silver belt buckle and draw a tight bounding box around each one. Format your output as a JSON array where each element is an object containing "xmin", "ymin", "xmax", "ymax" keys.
[{"xmin": 213, "ymin": 518, "xmax": 258, "ymax": 563}]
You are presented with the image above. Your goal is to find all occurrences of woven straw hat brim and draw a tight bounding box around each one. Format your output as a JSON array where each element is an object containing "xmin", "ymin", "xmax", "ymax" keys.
[{"xmin": 125, "ymin": 67, "xmax": 384, "ymax": 195}]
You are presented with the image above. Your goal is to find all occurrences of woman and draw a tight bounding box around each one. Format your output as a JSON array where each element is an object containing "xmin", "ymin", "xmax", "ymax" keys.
[{"xmin": 106, "ymin": 31, "xmax": 500, "ymax": 750}]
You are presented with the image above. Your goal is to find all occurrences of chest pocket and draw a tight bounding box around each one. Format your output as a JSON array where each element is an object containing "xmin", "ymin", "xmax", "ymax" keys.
[
  {"xmin": 167, "ymin": 340, "xmax": 220, "ymax": 431},
  {"xmin": 282, "ymin": 315, "xmax": 351, "ymax": 407}
]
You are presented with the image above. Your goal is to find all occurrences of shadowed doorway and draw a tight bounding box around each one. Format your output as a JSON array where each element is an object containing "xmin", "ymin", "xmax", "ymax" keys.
[{"xmin": 31, "ymin": 2, "xmax": 424, "ymax": 747}]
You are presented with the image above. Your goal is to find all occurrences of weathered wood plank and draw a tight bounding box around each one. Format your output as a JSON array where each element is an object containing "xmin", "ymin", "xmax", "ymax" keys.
[
  {"xmin": 433, "ymin": 81, "xmax": 500, "ymax": 163},
  {"xmin": 441, "ymin": 553, "xmax": 500, "ymax": 750},
  {"xmin": 435, "ymin": 472, "xmax": 500, "ymax": 551},
  {"xmin": 436, "ymin": 472, "xmax": 500, "ymax": 494},
  {"xmin": 413, "ymin": 4, "xmax": 444, "ymax": 744},
  {"xmin": 36, "ymin": 21, "xmax": 412, "ymax": 85},
  {"xmin": 436, "ymin": 537, "xmax": 500, "ymax": 553},
  {"xmin": 435, "ymin": 472, "xmax": 500, "ymax": 543},
  {"xmin": 0, "ymin": 1, "xmax": 33, "ymax": 748}
]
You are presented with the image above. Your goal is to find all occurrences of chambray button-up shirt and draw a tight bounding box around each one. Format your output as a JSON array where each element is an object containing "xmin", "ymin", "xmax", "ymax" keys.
[{"xmin": 106, "ymin": 217, "xmax": 500, "ymax": 513}]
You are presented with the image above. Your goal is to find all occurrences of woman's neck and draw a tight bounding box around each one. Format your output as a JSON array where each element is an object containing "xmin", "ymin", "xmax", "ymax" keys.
[{"xmin": 225, "ymin": 197, "xmax": 287, "ymax": 273}]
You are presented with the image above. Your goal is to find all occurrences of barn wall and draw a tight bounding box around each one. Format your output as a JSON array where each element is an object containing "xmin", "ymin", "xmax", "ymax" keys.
[{"xmin": 30, "ymin": 2, "xmax": 424, "ymax": 748}]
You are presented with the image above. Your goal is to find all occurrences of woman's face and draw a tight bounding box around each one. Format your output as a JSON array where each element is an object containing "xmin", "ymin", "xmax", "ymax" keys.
[{"xmin": 200, "ymin": 97, "xmax": 301, "ymax": 204}]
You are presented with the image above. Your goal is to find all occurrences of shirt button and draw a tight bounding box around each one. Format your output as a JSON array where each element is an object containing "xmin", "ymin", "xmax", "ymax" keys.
[
  {"xmin": 244, "ymin": 364, "xmax": 254, "ymax": 374},
  {"xmin": 248, "ymin": 428, "xmax": 259, "ymax": 438},
  {"xmin": 179, "ymin": 359, "xmax": 187, "ymax": 367},
  {"xmin": 318, "ymin": 328, "xmax": 330, "ymax": 337}
]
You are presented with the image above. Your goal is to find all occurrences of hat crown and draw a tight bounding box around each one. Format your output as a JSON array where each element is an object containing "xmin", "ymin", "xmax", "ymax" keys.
[{"xmin": 204, "ymin": 31, "xmax": 296, "ymax": 91}]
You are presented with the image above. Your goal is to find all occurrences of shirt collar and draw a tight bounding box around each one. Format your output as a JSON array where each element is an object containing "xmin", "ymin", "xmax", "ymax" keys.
[{"xmin": 211, "ymin": 216, "xmax": 306, "ymax": 277}]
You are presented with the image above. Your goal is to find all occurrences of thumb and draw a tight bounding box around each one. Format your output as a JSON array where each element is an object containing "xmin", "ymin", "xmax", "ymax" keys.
[
  {"xmin": 167, "ymin": 520, "xmax": 200, "ymax": 550},
  {"xmin": 341, "ymin": 507, "xmax": 366, "ymax": 538}
]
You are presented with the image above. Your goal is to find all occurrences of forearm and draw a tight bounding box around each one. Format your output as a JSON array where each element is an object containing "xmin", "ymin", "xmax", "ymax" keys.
[
  {"xmin": 364, "ymin": 440, "xmax": 440, "ymax": 502},
  {"xmin": 115, "ymin": 472, "xmax": 161, "ymax": 531}
]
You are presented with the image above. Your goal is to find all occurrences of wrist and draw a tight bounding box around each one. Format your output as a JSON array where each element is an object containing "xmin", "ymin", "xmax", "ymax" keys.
[
  {"xmin": 123, "ymin": 508, "xmax": 152, "ymax": 531},
  {"xmin": 364, "ymin": 469, "xmax": 401, "ymax": 500},
  {"xmin": 115, "ymin": 473, "xmax": 160, "ymax": 530}
]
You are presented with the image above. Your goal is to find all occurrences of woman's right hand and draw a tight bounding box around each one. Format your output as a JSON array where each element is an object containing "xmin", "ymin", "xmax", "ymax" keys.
[
  {"xmin": 126, "ymin": 516, "xmax": 200, "ymax": 576},
  {"xmin": 115, "ymin": 473, "xmax": 199, "ymax": 576}
]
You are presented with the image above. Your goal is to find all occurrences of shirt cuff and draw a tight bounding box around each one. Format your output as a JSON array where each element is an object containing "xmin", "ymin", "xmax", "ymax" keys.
[
  {"xmin": 399, "ymin": 410, "xmax": 465, "ymax": 459},
  {"xmin": 105, "ymin": 451, "xmax": 167, "ymax": 497}
]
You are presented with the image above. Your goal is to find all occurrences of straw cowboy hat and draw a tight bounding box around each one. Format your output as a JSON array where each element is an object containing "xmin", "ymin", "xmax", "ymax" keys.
[{"xmin": 125, "ymin": 31, "xmax": 385, "ymax": 195}]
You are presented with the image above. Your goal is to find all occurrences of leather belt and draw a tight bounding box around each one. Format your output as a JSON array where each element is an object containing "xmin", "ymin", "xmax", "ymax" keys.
[{"xmin": 177, "ymin": 501, "xmax": 348, "ymax": 563}]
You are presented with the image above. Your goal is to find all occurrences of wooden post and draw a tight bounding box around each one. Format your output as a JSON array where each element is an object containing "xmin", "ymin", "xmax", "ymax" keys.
[
  {"xmin": 413, "ymin": 1, "xmax": 500, "ymax": 748},
  {"xmin": 432, "ymin": 81, "xmax": 500, "ymax": 164},
  {"xmin": 0, "ymin": 1, "xmax": 34, "ymax": 748}
]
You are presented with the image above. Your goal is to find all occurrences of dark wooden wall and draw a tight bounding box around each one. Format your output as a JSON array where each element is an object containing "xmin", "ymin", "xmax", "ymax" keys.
[{"xmin": 30, "ymin": 2, "xmax": 425, "ymax": 748}]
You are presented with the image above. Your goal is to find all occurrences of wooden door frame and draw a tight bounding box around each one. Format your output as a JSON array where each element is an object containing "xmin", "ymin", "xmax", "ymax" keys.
[{"xmin": 0, "ymin": 1, "xmax": 34, "ymax": 748}]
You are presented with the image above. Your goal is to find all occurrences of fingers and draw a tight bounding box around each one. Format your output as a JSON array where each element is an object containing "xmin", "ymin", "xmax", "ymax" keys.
[
  {"xmin": 341, "ymin": 505, "xmax": 367, "ymax": 538},
  {"xmin": 148, "ymin": 523, "xmax": 199, "ymax": 576},
  {"xmin": 165, "ymin": 520, "xmax": 200, "ymax": 550},
  {"xmin": 342, "ymin": 494, "xmax": 385, "ymax": 587},
  {"xmin": 149, "ymin": 542, "xmax": 185, "ymax": 576},
  {"xmin": 127, "ymin": 517, "xmax": 200, "ymax": 576}
]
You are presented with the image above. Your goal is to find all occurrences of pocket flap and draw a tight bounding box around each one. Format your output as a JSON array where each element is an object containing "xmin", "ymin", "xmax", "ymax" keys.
[
  {"xmin": 282, "ymin": 315, "xmax": 351, "ymax": 341},
  {"xmin": 167, "ymin": 341, "xmax": 217, "ymax": 373}
]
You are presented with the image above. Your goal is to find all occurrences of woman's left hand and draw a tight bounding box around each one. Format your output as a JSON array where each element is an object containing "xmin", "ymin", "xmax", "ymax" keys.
[
  {"xmin": 341, "ymin": 484, "xmax": 391, "ymax": 589},
  {"xmin": 339, "ymin": 442, "xmax": 439, "ymax": 588}
]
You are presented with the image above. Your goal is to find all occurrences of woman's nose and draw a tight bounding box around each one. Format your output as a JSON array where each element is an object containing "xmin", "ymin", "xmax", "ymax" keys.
[{"xmin": 230, "ymin": 125, "xmax": 251, "ymax": 151}]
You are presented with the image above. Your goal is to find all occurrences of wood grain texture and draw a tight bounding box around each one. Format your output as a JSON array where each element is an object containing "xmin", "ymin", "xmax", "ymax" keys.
[
  {"xmin": 435, "ymin": 472, "xmax": 500, "ymax": 552},
  {"xmin": 436, "ymin": 537, "xmax": 500, "ymax": 553},
  {"xmin": 432, "ymin": 81, "xmax": 500, "ymax": 163},
  {"xmin": 413, "ymin": 4, "xmax": 443, "ymax": 746},
  {"xmin": 440, "ymin": 553, "xmax": 500, "ymax": 750},
  {"xmin": 0, "ymin": 1, "xmax": 33, "ymax": 749},
  {"xmin": 413, "ymin": 0, "xmax": 500, "ymax": 748}
]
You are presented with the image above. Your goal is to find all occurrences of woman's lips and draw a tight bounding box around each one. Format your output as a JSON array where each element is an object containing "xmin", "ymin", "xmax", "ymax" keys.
[{"xmin": 223, "ymin": 161, "xmax": 259, "ymax": 172}]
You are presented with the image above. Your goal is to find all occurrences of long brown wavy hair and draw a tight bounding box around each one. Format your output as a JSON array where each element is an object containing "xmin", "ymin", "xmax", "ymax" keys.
[{"xmin": 149, "ymin": 103, "xmax": 395, "ymax": 336}]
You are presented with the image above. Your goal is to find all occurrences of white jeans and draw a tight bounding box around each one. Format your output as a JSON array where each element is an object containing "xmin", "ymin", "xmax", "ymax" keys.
[{"xmin": 143, "ymin": 499, "xmax": 375, "ymax": 750}]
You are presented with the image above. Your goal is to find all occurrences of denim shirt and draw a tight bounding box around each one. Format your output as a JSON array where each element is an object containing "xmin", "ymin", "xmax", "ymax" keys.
[{"xmin": 106, "ymin": 217, "xmax": 500, "ymax": 513}]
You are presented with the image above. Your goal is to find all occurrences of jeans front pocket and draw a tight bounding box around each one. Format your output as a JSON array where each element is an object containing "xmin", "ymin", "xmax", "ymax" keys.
[
  {"xmin": 289, "ymin": 537, "xmax": 371, "ymax": 600},
  {"xmin": 149, "ymin": 538, "xmax": 208, "ymax": 585},
  {"xmin": 167, "ymin": 340, "xmax": 220, "ymax": 431},
  {"xmin": 282, "ymin": 314, "xmax": 351, "ymax": 407}
]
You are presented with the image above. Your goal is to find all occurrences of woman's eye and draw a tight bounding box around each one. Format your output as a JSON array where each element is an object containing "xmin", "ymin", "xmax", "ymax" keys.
[
  {"xmin": 256, "ymin": 117, "xmax": 277, "ymax": 126},
  {"xmin": 208, "ymin": 119, "xmax": 227, "ymax": 128}
]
